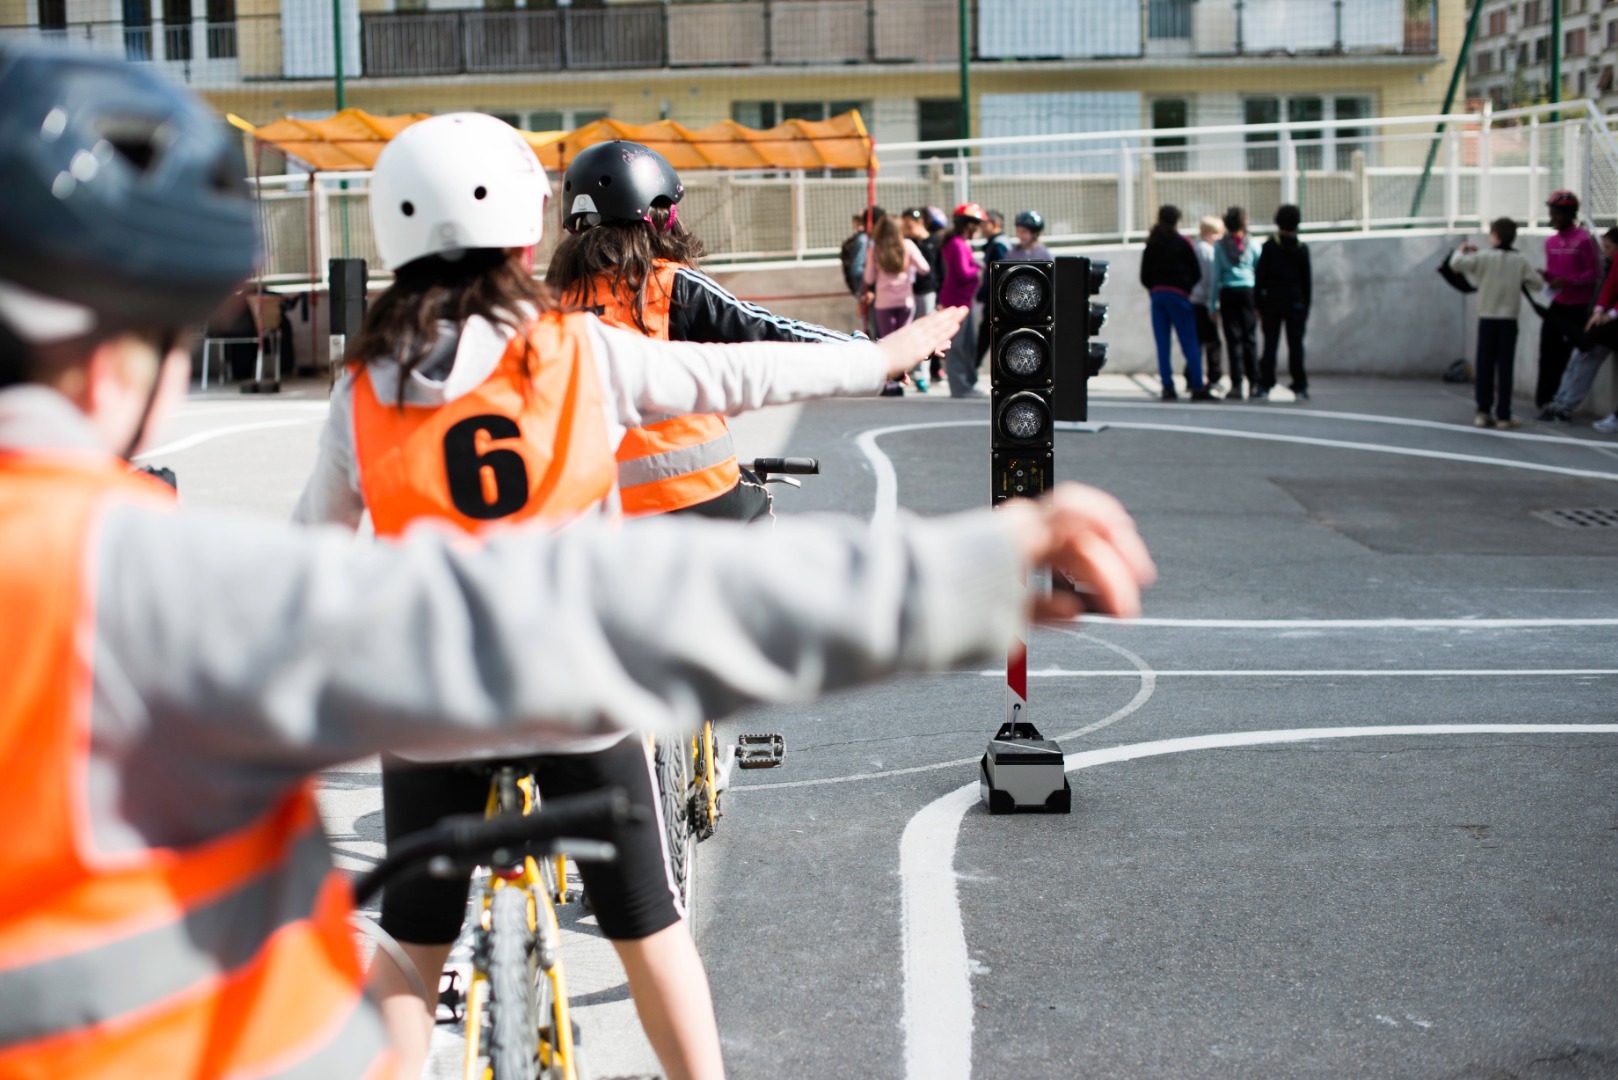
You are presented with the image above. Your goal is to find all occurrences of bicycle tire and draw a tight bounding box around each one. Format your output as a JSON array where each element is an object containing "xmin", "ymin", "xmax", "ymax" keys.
[
  {"xmin": 654, "ymin": 735, "xmax": 692, "ymax": 905},
  {"xmin": 486, "ymin": 887, "xmax": 541, "ymax": 1080}
]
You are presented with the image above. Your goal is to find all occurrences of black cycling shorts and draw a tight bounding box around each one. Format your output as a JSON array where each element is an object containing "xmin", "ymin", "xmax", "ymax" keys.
[
  {"xmin": 669, "ymin": 466, "xmax": 771, "ymax": 522},
  {"xmin": 377, "ymin": 737, "xmax": 682, "ymax": 944}
]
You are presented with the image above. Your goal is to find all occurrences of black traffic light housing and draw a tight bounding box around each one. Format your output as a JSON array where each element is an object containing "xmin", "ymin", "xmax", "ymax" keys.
[{"xmin": 988, "ymin": 256, "xmax": 1107, "ymax": 506}]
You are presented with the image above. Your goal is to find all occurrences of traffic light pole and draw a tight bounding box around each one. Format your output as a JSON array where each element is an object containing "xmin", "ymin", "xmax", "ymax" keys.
[{"xmin": 979, "ymin": 256, "xmax": 1107, "ymax": 815}]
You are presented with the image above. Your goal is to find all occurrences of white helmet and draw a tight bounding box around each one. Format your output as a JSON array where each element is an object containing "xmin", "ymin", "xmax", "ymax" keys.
[{"xmin": 369, "ymin": 112, "xmax": 551, "ymax": 271}]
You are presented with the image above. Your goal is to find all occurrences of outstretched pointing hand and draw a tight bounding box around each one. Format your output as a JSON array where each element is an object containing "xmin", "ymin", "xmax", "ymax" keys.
[
  {"xmin": 877, "ymin": 306, "xmax": 968, "ymax": 379},
  {"xmin": 1002, "ymin": 483, "xmax": 1158, "ymax": 621}
]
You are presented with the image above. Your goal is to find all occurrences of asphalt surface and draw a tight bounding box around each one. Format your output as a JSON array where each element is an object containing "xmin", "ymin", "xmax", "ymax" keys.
[{"xmin": 156, "ymin": 372, "xmax": 1618, "ymax": 1079}]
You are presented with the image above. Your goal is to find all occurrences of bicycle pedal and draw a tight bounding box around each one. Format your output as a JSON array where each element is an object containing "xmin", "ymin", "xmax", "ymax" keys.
[{"xmin": 734, "ymin": 733, "xmax": 785, "ymax": 769}]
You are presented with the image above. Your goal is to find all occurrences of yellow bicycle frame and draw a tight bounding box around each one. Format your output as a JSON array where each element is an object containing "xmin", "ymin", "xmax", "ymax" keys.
[{"xmin": 462, "ymin": 775, "xmax": 579, "ymax": 1080}]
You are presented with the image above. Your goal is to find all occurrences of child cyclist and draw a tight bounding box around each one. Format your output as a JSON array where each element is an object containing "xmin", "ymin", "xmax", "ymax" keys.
[
  {"xmin": 546, "ymin": 140, "xmax": 869, "ymax": 520},
  {"xmin": 0, "ymin": 50, "xmax": 1156, "ymax": 1080},
  {"xmin": 292, "ymin": 116, "xmax": 972, "ymax": 1080}
]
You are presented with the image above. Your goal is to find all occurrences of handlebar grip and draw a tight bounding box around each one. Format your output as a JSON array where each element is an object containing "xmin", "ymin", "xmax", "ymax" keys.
[{"xmin": 751, "ymin": 457, "xmax": 820, "ymax": 476}]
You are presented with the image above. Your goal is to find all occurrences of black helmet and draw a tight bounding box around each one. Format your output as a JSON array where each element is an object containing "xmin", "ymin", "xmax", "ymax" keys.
[
  {"xmin": 561, "ymin": 141, "xmax": 684, "ymax": 233},
  {"xmin": 0, "ymin": 47, "xmax": 260, "ymax": 343},
  {"xmin": 1015, "ymin": 210, "xmax": 1045, "ymax": 232}
]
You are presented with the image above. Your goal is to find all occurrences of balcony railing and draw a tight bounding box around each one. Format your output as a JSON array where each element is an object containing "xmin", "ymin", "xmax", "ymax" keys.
[
  {"xmin": 364, "ymin": 5, "xmax": 662, "ymax": 78},
  {"xmin": 362, "ymin": 0, "xmax": 1438, "ymax": 77}
]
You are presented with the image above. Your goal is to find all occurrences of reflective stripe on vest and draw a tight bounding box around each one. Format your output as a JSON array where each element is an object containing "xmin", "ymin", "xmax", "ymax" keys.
[
  {"xmin": 565, "ymin": 262, "xmax": 742, "ymax": 516},
  {"xmin": 0, "ymin": 455, "xmax": 388, "ymax": 1080},
  {"xmin": 351, "ymin": 311, "xmax": 617, "ymax": 538}
]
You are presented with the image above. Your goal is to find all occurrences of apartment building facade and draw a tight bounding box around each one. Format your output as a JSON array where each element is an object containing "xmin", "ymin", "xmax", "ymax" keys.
[
  {"xmin": 4, "ymin": 0, "xmax": 1462, "ymax": 168},
  {"xmin": 1468, "ymin": 0, "xmax": 1618, "ymax": 111}
]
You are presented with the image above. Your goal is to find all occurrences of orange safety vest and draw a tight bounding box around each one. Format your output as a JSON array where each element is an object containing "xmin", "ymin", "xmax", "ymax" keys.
[
  {"xmin": 0, "ymin": 452, "xmax": 389, "ymax": 1080},
  {"xmin": 568, "ymin": 261, "xmax": 742, "ymax": 517},
  {"xmin": 351, "ymin": 310, "xmax": 617, "ymax": 538}
]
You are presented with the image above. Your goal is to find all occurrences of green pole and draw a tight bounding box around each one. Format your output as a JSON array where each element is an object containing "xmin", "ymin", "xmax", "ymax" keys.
[
  {"xmin": 332, "ymin": 0, "xmax": 345, "ymax": 111},
  {"xmin": 1550, "ymin": 0, "xmax": 1562, "ymax": 122},
  {"xmin": 957, "ymin": 0, "xmax": 970, "ymax": 140},
  {"xmin": 1407, "ymin": 0, "xmax": 1485, "ymax": 220}
]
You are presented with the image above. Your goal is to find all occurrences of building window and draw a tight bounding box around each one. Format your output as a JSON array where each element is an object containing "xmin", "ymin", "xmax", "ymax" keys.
[
  {"xmin": 37, "ymin": 0, "xmax": 65, "ymax": 30},
  {"xmin": 123, "ymin": 0, "xmax": 151, "ymax": 60},
  {"xmin": 205, "ymin": 0, "xmax": 234, "ymax": 57},
  {"xmin": 1487, "ymin": 10, "xmax": 1506, "ymax": 36},
  {"xmin": 1519, "ymin": 42, "xmax": 1530, "ymax": 66},
  {"xmin": 1244, "ymin": 94, "xmax": 1369, "ymax": 172},
  {"xmin": 917, "ymin": 98, "xmax": 962, "ymax": 160},
  {"xmin": 1150, "ymin": 98, "xmax": 1188, "ymax": 172},
  {"xmin": 1535, "ymin": 36, "xmax": 1549, "ymax": 62},
  {"xmin": 1524, "ymin": 1, "xmax": 1543, "ymax": 25},
  {"xmin": 1609, "ymin": 19, "xmax": 1618, "ymax": 45},
  {"xmin": 1567, "ymin": 29, "xmax": 1587, "ymax": 57},
  {"xmin": 1147, "ymin": 0, "xmax": 1192, "ymax": 40},
  {"xmin": 527, "ymin": 108, "xmax": 608, "ymax": 132},
  {"xmin": 1336, "ymin": 96, "xmax": 1368, "ymax": 164},
  {"xmin": 1244, "ymin": 97, "xmax": 1280, "ymax": 171}
]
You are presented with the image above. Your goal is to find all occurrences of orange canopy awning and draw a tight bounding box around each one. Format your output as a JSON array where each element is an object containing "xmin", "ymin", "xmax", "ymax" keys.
[{"xmin": 230, "ymin": 109, "xmax": 875, "ymax": 174}]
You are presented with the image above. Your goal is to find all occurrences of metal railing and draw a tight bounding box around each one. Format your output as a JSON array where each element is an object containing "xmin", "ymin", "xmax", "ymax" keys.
[
  {"xmin": 0, "ymin": 19, "xmax": 248, "ymax": 81},
  {"xmin": 363, "ymin": 5, "xmax": 662, "ymax": 78},
  {"xmin": 248, "ymin": 101, "xmax": 1618, "ymax": 288}
]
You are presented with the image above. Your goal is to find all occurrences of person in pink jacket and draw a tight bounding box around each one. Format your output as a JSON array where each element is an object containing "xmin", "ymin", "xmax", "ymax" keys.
[
  {"xmin": 1539, "ymin": 190, "xmax": 1602, "ymax": 408},
  {"xmin": 939, "ymin": 202, "xmax": 988, "ymax": 397}
]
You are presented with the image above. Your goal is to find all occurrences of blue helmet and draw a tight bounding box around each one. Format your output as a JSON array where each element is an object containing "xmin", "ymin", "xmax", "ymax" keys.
[{"xmin": 0, "ymin": 46, "xmax": 260, "ymax": 340}]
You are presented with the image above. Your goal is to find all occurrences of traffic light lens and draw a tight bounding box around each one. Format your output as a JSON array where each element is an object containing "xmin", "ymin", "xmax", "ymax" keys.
[
  {"xmin": 1002, "ymin": 272, "xmax": 1045, "ymax": 314},
  {"xmin": 1002, "ymin": 334, "xmax": 1044, "ymax": 377},
  {"xmin": 1001, "ymin": 398, "xmax": 1047, "ymax": 441}
]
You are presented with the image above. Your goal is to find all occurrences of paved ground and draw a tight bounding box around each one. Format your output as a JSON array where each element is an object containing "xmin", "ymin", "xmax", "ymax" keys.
[{"xmin": 155, "ymin": 370, "xmax": 1618, "ymax": 1079}]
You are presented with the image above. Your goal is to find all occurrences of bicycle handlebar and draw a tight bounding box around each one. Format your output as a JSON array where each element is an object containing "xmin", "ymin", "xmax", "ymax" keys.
[
  {"xmin": 751, "ymin": 457, "xmax": 820, "ymax": 478},
  {"xmin": 351, "ymin": 788, "xmax": 644, "ymax": 906}
]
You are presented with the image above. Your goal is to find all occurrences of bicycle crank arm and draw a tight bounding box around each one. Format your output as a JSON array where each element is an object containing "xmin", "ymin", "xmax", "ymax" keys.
[{"xmin": 734, "ymin": 733, "xmax": 786, "ymax": 770}]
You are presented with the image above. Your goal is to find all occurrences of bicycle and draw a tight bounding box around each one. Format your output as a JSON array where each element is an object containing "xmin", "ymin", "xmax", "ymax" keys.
[
  {"xmin": 353, "ymin": 778, "xmax": 641, "ymax": 1080},
  {"xmin": 651, "ymin": 458, "xmax": 808, "ymax": 903}
]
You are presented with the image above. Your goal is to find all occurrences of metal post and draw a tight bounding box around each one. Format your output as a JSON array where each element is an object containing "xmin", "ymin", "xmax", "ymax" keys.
[
  {"xmin": 791, "ymin": 169, "xmax": 807, "ymax": 260},
  {"xmin": 331, "ymin": 0, "xmax": 344, "ymax": 110},
  {"xmin": 1444, "ymin": 127, "xmax": 1460, "ymax": 228},
  {"xmin": 1582, "ymin": 119, "xmax": 1594, "ymax": 217},
  {"xmin": 1117, "ymin": 139, "xmax": 1133, "ymax": 241},
  {"xmin": 1408, "ymin": 0, "xmax": 1485, "ymax": 220},
  {"xmin": 1528, "ymin": 114, "xmax": 1541, "ymax": 228},
  {"xmin": 957, "ymin": 0, "xmax": 970, "ymax": 139},
  {"xmin": 1479, "ymin": 102, "xmax": 1493, "ymax": 225},
  {"xmin": 1234, "ymin": 0, "xmax": 1243, "ymax": 54},
  {"xmin": 1280, "ymin": 126, "xmax": 1298, "ymax": 206},
  {"xmin": 1551, "ymin": 0, "xmax": 1562, "ymax": 122},
  {"xmin": 1333, "ymin": 0, "xmax": 1342, "ymax": 53}
]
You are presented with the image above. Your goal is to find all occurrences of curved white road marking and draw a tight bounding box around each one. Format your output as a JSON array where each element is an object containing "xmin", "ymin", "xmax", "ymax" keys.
[
  {"xmin": 736, "ymin": 631, "xmax": 1156, "ymax": 794},
  {"xmin": 1092, "ymin": 400, "xmax": 1607, "ymax": 449},
  {"xmin": 855, "ymin": 420, "xmax": 984, "ymax": 524},
  {"xmin": 899, "ymin": 723, "xmax": 1618, "ymax": 1080},
  {"xmin": 977, "ymin": 667, "xmax": 1618, "ymax": 678},
  {"xmin": 1079, "ymin": 616, "xmax": 1618, "ymax": 629},
  {"xmin": 135, "ymin": 417, "xmax": 325, "ymax": 461},
  {"xmin": 1067, "ymin": 421, "xmax": 1618, "ymax": 483}
]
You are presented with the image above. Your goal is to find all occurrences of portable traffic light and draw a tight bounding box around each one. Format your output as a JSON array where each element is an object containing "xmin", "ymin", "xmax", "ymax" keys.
[{"xmin": 981, "ymin": 254, "xmax": 1107, "ymax": 815}]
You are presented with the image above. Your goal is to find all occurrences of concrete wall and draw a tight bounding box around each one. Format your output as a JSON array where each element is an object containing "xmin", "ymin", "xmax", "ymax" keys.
[{"xmin": 706, "ymin": 228, "xmax": 1618, "ymax": 416}]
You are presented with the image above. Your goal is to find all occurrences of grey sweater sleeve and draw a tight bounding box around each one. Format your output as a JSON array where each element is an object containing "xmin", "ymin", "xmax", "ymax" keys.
[
  {"xmin": 290, "ymin": 374, "xmax": 365, "ymax": 529},
  {"xmin": 93, "ymin": 500, "xmax": 1027, "ymax": 778}
]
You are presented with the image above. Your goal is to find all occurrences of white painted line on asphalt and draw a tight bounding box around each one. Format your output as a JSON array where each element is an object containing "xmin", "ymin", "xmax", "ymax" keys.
[
  {"xmin": 855, "ymin": 420, "xmax": 985, "ymax": 524},
  {"xmin": 1080, "ymin": 616, "xmax": 1618, "ymax": 629},
  {"xmin": 899, "ymin": 723, "xmax": 1618, "ymax": 1080},
  {"xmin": 1092, "ymin": 401, "xmax": 1605, "ymax": 449},
  {"xmin": 735, "ymin": 631, "xmax": 1157, "ymax": 793},
  {"xmin": 135, "ymin": 417, "xmax": 326, "ymax": 460},
  {"xmin": 1072, "ymin": 421, "xmax": 1618, "ymax": 482},
  {"xmin": 172, "ymin": 401, "xmax": 330, "ymax": 418},
  {"xmin": 976, "ymin": 668, "xmax": 1618, "ymax": 677}
]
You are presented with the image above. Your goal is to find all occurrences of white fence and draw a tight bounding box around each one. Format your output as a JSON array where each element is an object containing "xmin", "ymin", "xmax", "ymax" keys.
[{"xmin": 253, "ymin": 101, "xmax": 1618, "ymax": 288}]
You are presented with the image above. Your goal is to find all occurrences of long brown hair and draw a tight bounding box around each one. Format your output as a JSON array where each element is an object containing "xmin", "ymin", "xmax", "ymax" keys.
[
  {"xmin": 346, "ymin": 248, "xmax": 554, "ymax": 405},
  {"xmin": 1146, "ymin": 204, "xmax": 1182, "ymax": 248},
  {"xmin": 872, "ymin": 214, "xmax": 907, "ymax": 275},
  {"xmin": 544, "ymin": 205, "xmax": 707, "ymax": 336}
]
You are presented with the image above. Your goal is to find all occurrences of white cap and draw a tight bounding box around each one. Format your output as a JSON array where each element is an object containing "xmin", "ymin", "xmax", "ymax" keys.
[{"xmin": 369, "ymin": 113, "xmax": 551, "ymax": 272}]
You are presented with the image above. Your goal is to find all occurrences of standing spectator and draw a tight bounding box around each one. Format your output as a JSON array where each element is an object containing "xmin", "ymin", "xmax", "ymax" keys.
[
  {"xmin": 863, "ymin": 213, "xmax": 932, "ymax": 393},
  {"xmin": 1449, "ymin": 217, "xmax": 1545, "ymax": 429},
  {"xmin": 1541, "ymin": 226, "xmax": 1618, "ymax": 423},
  {"xmin": 1012, "ymin": 210, "xmax": 1054, "ymax": 261},
  {"xmin": 939, "ymin": 202, "xmax": 988, "ymax": 397},
  {"xmin": 1190, "ymin": 215, "xmax": 1225, "ymax": 390},
  {"xmin": 841, "ymin": 206, "xmax": 886, "ymax": 334},
  {"xmin": 975, "ymin": 211, "xmax": 1013, "ymax": 365},
  {"xmin": 902, "ymin": 208, "xmax": 941, "ymax": 316},
  {"xmin": 1211, "ymin": 205, "xmax": 1260, "ymax": 399},
  {"xmin": 1256, "ymin": 203, "xmax": 1313, "ymax": 401},
  {"xmin": 1538, "ymin": 190, "xmax": 1600, "ymax": 409},
  {"xmin": 924, "ymin": 206, "xmax": 951, "ymax": 381},
  {"xmin": 1139, "ymin": 204, "xmax": 1212, "ymax": 401}
]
